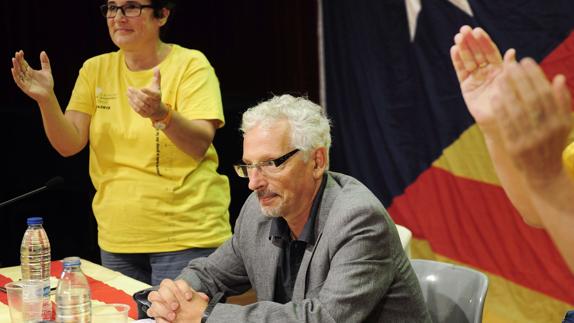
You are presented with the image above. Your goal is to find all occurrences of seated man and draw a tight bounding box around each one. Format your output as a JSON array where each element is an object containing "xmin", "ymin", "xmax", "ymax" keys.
[
  {"xmin": 146, "ymin": 95, "xmax": 431, "ymax": 322},
  {"xmin": 450, "ymin": 25, "xmax": 574, "ymax": 272}
]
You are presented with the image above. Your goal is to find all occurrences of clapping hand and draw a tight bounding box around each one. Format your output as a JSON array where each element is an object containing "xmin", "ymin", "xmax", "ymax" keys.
[
  {"xmin": 127, "ymin": 67, "xmax": 169, "ymax": 121},
  {"xmin": 11, "ymin": 50, "xmax": 55, "ymax": 103},
  {"xmin": 492, "ymin": 59, "xmax": 572, "ymax": 188},
  {"xmin": 450, "ymin": 25, "xmax": 515, "ymax": 128}
]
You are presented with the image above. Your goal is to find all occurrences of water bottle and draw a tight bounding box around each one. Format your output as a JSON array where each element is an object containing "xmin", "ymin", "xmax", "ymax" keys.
[
  {"xmin": 20, "ymin": 216, "xmax": 52, "ymax": 320},
  {"xmin": 56, "ymin": 257, "xmax": 92, "ymax": 322}
]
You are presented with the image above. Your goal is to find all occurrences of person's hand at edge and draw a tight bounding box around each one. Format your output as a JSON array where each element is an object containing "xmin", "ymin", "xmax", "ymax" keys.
[
  {"xmin": 450, "ymin": 25, "xmax": 516, "ymax": 130},
  {"xmin": 492, "ymin": 58, "xmax": 572, "ymax": 189}
]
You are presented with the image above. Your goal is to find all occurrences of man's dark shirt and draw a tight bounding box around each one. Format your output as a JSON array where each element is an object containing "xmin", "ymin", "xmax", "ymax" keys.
[{"xmin": 270, "ymin": 174, "xmax": 328, "ymax": 304}]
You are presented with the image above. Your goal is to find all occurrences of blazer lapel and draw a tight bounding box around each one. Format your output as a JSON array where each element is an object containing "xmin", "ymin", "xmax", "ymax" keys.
[
  {"xmin": 292, "ymin": 231, "xmax": 323, "ymax": 300},
  {"xmin": 292, "ymin": 173, "xmax": 338, "ymax": 300}
]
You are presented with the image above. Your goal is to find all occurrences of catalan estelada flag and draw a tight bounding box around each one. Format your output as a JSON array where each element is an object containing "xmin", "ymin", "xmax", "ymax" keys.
[{"xmin": 323, "ymin": 0, "xmax": 574, "ymax": 321}]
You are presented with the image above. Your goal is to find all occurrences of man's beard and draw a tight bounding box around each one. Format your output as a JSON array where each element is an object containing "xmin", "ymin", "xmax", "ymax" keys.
[
  {"xmin": 260, "ymin": 205, "xmax": 283, "ymax": 218},
  {"xmin": 257, "ymin": 189, "xmax": 283, "ymax": 218}
]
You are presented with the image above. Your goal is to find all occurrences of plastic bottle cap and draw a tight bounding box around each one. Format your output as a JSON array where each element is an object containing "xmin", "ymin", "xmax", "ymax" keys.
[
  {"xmin": 27, "ymin": 217, "xmax": 44, "ymax": 225},
  {"xmin": 62, "ymin": 257, "xmax": 81, "ymax": 267}
]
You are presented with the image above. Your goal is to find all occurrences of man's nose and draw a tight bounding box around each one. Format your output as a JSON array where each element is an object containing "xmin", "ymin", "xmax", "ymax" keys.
[{"xmin": 247, "ymin": 167, "xmax": 266, "ymax": 191}]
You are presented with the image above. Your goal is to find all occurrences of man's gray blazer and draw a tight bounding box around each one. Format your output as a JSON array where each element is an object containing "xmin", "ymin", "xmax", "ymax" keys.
[{"xmin": 178, "ymin": 172, "xmax": 431, "ymax": 322}]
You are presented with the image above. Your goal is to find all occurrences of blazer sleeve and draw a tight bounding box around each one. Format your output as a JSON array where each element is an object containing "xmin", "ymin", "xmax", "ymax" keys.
[{"xmin": 176, "ymin": 198, "xmax": 253, "ymax": 298}]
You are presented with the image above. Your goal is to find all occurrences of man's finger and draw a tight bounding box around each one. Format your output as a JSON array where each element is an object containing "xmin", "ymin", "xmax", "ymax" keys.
[
  {"xmin": 148, "ymin": 305, "xmax": 175, "ymax": 323},
  {"xmin": 148, "ymin": 291, "xmax": 176, "ymax": 322},
  {"xmin": 172, "ymin": 279, "xmax": 193, "ymax": 304},
  {"xmin": 148, "ymin": 290, "xmax": 162, "ymax": 302},
  {"xmin": 173, "ymin": 279, "xmax": 194, "ymax": 301},
  {"xmin": 158, "ymin": 279, "xmax": 186, "ymax": 311},
  {"xmin": 151, "ymin": 279, "xmax": 196, "ymax": 322},
  {"xmin": 196, "ymin": 292, "xmax": 210, "ymax": 302}
]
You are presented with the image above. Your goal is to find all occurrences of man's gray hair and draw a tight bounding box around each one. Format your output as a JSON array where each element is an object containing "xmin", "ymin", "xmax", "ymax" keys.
[{"xmin": 240, "ymin": 95, "xmax": 332, "ymax": 163}]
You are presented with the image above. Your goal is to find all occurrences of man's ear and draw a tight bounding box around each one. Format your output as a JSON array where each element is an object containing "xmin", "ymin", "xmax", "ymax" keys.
[{"xmin": 312, "ymin": 147, "xmax": 327, "ymax": 179}]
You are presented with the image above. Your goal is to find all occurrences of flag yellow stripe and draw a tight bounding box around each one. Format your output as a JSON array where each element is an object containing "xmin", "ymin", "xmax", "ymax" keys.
[
  {"xmin": 434, "ymin": 116, "xmax": 574, "ymax": 185},
  {"xmin": 432, "ymin": 124, "xmax": 500, "ymax": 185}
]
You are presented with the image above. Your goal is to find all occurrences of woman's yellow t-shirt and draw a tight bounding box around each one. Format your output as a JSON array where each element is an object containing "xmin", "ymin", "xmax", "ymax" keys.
[{"xmin": 66, "ymin": 45, "xmax": 231, "ymax": 253}]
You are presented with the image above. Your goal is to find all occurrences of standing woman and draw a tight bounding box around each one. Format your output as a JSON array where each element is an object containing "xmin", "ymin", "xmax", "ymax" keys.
[{"xmin": 10, "ymin": 0, "xmax": 232, "ymax": 285}]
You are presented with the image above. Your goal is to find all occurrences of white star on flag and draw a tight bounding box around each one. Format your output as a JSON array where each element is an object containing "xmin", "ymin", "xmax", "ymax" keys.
[{"xmin": 405, "ymin": 0, "xmax": 474, "ymax": 41}]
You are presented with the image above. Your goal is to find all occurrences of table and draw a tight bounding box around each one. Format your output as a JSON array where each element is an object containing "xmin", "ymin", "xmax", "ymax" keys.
[
  {"xmin": 0, "ymin": 228, "xmax": 413, "ymax": 321},
  {"xmin": 0, "ymin": 258, "xmax": 151, "ymax": 321}
]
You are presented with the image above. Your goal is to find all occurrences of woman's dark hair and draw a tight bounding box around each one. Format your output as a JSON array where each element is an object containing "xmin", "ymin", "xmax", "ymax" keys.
[{"xmin": 150, "ymin": 0, "xmax": 176, "ymax": 18}]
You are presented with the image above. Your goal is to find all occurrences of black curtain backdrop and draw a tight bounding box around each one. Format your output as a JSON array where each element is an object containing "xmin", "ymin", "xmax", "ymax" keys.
[
  {"xmin": 323, "ymin": 0, "xmax": 473, "ymax": 207},
  {"xmin": 0, "ymin": 0, "xmax": 318, "ymax": 267}
]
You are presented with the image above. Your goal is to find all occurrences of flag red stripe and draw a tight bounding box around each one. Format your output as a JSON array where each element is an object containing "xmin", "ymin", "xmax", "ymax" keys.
[
  {"xmin": 539, "ymin": 31, "xmax": 574, "ymax": 111},
  {"xmin": 389, "ymin": 166, "xmax": 574, "ymax": 304}
]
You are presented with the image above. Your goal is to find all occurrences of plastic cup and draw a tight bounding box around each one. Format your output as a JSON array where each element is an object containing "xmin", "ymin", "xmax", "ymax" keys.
[
  {"xmin": 92, "ymin": 303, "xmax": 130, "ymax": 323},
  {"xmin": 5, "ymin": 280, "xmax": 44, "ymax": 323}
]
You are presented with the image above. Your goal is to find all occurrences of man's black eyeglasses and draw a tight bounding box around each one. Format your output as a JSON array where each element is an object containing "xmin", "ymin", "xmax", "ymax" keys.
[
  {"xmin": 100, "ymin": 3, "xmax": 154, "ymax": 18},
  {"xmin": 234, "ymin": 149, "xmax": 300, "ymax": 178}
]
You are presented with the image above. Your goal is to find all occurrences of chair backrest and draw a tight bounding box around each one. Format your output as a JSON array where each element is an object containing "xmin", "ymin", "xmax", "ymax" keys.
[
  {"xmin": 395, "ymin": 224, "xmax": 412, "ymax": 258},
  {"xmin": 410, "ymin": 259, "xmax": 488, "ymax": 323}
]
